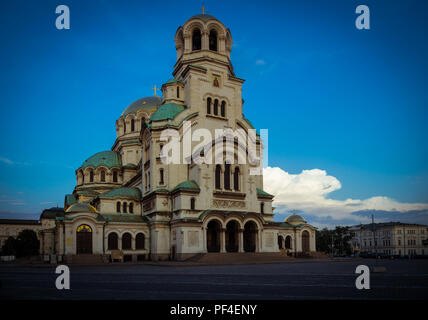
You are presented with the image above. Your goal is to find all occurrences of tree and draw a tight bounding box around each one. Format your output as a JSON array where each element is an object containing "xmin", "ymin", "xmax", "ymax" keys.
[
  {"xmin": 15, "ymin": 230, "xmax": 40, "ymax": 257},
  {"xmin": 316, "ymin": 226, "xmax": 353, "ymax": 255},
  {"xmin": 1, "ymin": 230, "xmax": 40, "ymax": 257},
  {"xmin": 1, "ymin": 236, "xmax": 17, "ymax": 255}
]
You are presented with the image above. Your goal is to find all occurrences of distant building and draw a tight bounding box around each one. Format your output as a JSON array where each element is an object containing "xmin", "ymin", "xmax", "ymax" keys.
[{"xmin": 349, "ymin": 222, "xmax": 428, "ymax": 256}]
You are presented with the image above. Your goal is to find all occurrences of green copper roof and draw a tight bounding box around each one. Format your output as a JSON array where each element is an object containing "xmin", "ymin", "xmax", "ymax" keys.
[
  {"xmin": 150, "ymin": 103, "xmax": 186, "ymax": 122},
  {"xmin": 99, "ymin": 187, "xmax": 142, "ymax": 201},
  {"xmin": 243, "ymin": 117, "xmax": 255, "ymax": 129},
  {"xmin": 81, "ymin": 151, "xmax": 121, "ymax": 169},
  {"xmin": 256, "ymin": 188, "xmax": 273, "ymax": 197},
  {"xmin": 188, "ymin": 14, "xmax": 219, "ymax": 22},
  {"xmin": 284, "ymin": 214, "xmax": 306, "ymax": 224},
  {"xmin": 189, "ymin": 64, "xmax": 207, "ymax": 71},
  {"xmin": 122, "ymin": 96, "xmax": 162, "ymax": 117},
  {"xmin": 65, "ymin": 194, "xmax": 77, "ymax": 206},
  {"xmin": 122, "ymin": 139, "xmax": 141, "ymax": 145},
  {"xmin": 40, "ymin": 207, "xmax": 65, "ymax": 220},
  {"xmin": 166, "ymin": 78, "xmax": 183, "ymax": 84},
  {"xmin": 101, "ymin": 214, "xmax": 148, "ymax": 224},
  {"xmin": 172, "ymin": 180, "xmax": 200, "ymax": 192},
  {"xmin": 65, "ymin": 203, "xmax": 98, "ymax": 214}
]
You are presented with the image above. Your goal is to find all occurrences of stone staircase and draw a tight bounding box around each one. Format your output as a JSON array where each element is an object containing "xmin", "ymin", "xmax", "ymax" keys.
[
  {"xmin": 64, "ymin": 254, "xmax": 107, "ymax": 265},
  {"xmin": 186, "ymin": 252, "xmax": 294, "ymax": 264}
]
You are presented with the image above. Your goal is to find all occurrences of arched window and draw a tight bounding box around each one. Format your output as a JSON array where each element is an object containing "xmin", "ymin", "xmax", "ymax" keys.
[
  {"xmin": 215, "ymin": 165, "xmax": 221, "ymax": 189},
  {"xmin": 176, "ymin": 86, "xmax": 180, "ymax": 98},
  {"xmin": 261, "ymin": 202, "xmax": 264, "ymax": 214},
  {"xmin": 116, "ymin": 201, "xmax": 121, "ymax": 213},
  {"xmin": 213, "ymin": 99, "xmax": 219, "ymax": 115},
  {"xmin": 160, "ymin": 168, "xmax": 164, "ymax": 185},
  {"xmin": 122, "ymin": 233, "xmax": 132, "ymax": 250},
  {"xmin": 131, "ymin": 119, "xmax": 135, "ymax": 132},
  {"xmin": 209, "ymin": 29, "xmax": 218, "ymax": 51},
  {"xmin": 207, "ymin": 97, "xmax": 211, "ymax": 114},
  {"xmin": 233, "ymin": 167, "xmax": 240, "ymax": 191},
  {"xmin": 192, "ymin": 28, "xmax": 201, "ymax": 50},
  {"xmin": 89, "ymin": 170, "xmax": 94, "ymax": 183},
  {"xmin": 100, "ymin": 170, "xmax": 105, "ymax": 182},
  {"xmin": 108, "ymin": 233, "xmax": 118, "ymax": 250},
  {"xmin": 136, "ymin": 233, "xmax": 145, "ymax": 250},
  {"xmin": 129, "ymin": 202, "xmax": 133, "ymax": 214},
  {"xmin": 221, "ymin": 101, "xmax": 226, "ymax": 117},
  {"xmin": 190, "ymin": 197, "xmax": 195, "ymax": 210},
  {"xmin": 113, "ymin": 170, "xmax": 118, "ymax": 183},
  {"xmin": 123, "ymin": 202, "xmax": 127, "ymax": 213},
  {"xmin": 224, "ymin": 163, "xmax": 231, "ymax": 190}
]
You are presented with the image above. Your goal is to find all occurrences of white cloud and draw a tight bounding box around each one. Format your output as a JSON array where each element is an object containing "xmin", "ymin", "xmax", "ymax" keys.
[
  {"xmin": 263, "ymin": 166, "xmax": 428, "ymax": 226},
  {"xmin": 0, "ymin": 157, "xmax": 14, "ymax": 165}
]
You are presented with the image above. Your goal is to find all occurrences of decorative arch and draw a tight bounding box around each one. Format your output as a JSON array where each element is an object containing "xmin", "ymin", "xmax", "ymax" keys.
[
  {"xmin": 209, "ymin": 29, "xmax": 218, "ymax": 51},
  {"xmin": 192, "ymin": 28, "xmax": 202, "ymax": 50},
  {"xmin": 136, "ymin": 233, "xmax": 145, "ymax": 250},
  {"xmin": 108, "ymin": 232, "xmax": 118, "ymax": 250},
  {"xmin": 122, "ymin": 232, "xmax": 132, "ymax": 250}
]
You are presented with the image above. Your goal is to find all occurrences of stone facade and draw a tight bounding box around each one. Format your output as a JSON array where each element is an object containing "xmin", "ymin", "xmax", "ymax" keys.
[
  {"xmin": 0, "ymin": 13, "xmax": 316, "ymax": 261},
  {"xmin": 349, "ymin": 222, "xmax": 428, "ymax": 256}
]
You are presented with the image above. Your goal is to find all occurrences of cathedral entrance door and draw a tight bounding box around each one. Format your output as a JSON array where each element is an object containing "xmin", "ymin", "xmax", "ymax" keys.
[
  {"xmin": 207, "ymin": 220, "xmax": 221, "ymax": 252},
  {"xmin": 244, "ymin": 221, "xmax": 257, "ymax": 252},
  {"xmin": 225, "ymin": 220, "xmax": 239, "ymax": 252},
  {"xmin": 76, "ymin": 224, "xmax": 93, "ymax": 254}
]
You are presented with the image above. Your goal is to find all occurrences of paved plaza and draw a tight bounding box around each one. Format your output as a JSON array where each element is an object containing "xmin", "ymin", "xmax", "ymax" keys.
[{"xmin": 1, "ymin": 259, "xmax": 427, "ymax": 300}]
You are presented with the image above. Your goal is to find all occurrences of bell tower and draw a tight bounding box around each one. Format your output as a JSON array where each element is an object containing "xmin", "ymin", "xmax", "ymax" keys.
[{"xmin": 173, "ymin": 13, "xmax": 234, "ymax": 78}]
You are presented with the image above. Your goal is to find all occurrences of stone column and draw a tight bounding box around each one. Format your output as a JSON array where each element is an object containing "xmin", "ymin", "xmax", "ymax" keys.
[
  {"xmin": 202, "ymin": 31, "xmax": 209, "ymax": 50},
  {"xmin": 220, "ymin": 228, "xmax": 226, "ymax": 253},
  {"xmin": 238, "ymin": 229, "xmax": 244, "ymax": 252}
]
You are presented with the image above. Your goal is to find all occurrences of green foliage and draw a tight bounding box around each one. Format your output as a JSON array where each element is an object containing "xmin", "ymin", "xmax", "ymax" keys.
[
  {"xmin": 1, "ymin": 236, "xmax": 17, "ymax": 255},
  {"xmin": 1, "ymin": 230, "xmax": 40, "ymax": 257},
  {"xmin": 316, "ymin": 226, "xmax": 353, "ymax": 255}
]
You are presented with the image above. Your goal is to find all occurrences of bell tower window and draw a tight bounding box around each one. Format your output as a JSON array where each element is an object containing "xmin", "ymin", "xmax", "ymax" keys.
[
  {"xmin": 224, "ymin": 163, "xmax": 231, "ymax": 190},
  {"xmin": 221, "ymin": 101, "xmax": 226, "ymax": 117},
  {"xmin": 192, "ymin": 29, "xmax": 201, "ymax": 51},
  {"xmin": 214, "ymin": 99, "xmax": 218, "ymax": 115},
  {"xmin": 209, "ymin": 30, "xmax": 218, "ymax": 51},
  {"xmin": 207, "ymin": 97, "xmax": 211, "ymax": 114}
]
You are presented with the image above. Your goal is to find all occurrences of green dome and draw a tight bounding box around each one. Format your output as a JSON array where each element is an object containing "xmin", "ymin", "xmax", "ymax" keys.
[
  {"xmin": 188, "ymin": 14, "xmax": 219, "ymax": 22},
  {"xmin": 284, "ymin": 214, "xmax": 306, "ymax": 225},
  {"xmin": 122, "ymin": 96, "xmax": 162, "ymax": 117},
  {"xmin": 65, "ymin": 203, "xmax": 98, "ymax": 214},
  {"xmin": 81, "ymin": 151, "xmax": 121, "ymax": 169}
]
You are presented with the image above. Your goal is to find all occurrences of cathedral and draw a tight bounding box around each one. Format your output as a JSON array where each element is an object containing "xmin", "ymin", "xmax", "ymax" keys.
[{"xmin": 30, "ymin": 13, "xmax": 316, "ymax": 261}]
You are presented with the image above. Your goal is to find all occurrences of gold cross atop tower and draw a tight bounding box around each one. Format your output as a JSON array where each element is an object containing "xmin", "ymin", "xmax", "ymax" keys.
[
  {"xmin": 201, "ymin": 5, "xmax": 207, "ymax": 15},
  {"xmin": 152, "ymin": 84, "xmax": 160, "ymax": 96}
]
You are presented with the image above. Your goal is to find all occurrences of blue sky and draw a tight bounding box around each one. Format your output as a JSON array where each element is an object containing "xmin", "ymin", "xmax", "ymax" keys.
[{"xmin": 0, "ymin": 0, "xmax": 427, "ymax": 228}]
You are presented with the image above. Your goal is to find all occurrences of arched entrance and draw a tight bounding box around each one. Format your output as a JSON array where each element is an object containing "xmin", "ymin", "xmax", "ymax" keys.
[
  {"xmin": 278, "ymin": 235, "xmax": 284, "ymax": 249},
  {"xmin": 76, "ymin": 224, "xmax": 92, "ymax": 254},
  {"xmin": 226, "ymin": 220, "xmax": 239, "ymax": 252},
  {"xmin": 207, "ymin": 220, "xmax": 221, "ymax": 252},
  {"xmin": 243, "ymin": 221, "xmax": 257, "ymax": 252},
  {"xmin": 285, "ymin": 235, "xmax": 292, "ymax": 249},
  {"xmin": 302, "ymin": 230, "xmax": 310, "ymax": 253}
]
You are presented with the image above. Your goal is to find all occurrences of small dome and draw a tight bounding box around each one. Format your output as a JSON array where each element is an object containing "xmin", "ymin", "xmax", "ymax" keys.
[
  {"xmin": 81, "ymin": 151, "xmax": 121, "ymax": 169},
  {"xmin": 122, "ymin": 96, "xmax": 162, "ymax": 117},
  {"xmin": 284, "ymin": 214, "xmax": 306, "ymax": 225},
  {"xmin": 188, "ymin": 14, "xmax": 219, "ymax": 22},
  {"xmin": 65, "ymin": 203, "xmax": 98, "ymax": 214}
]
